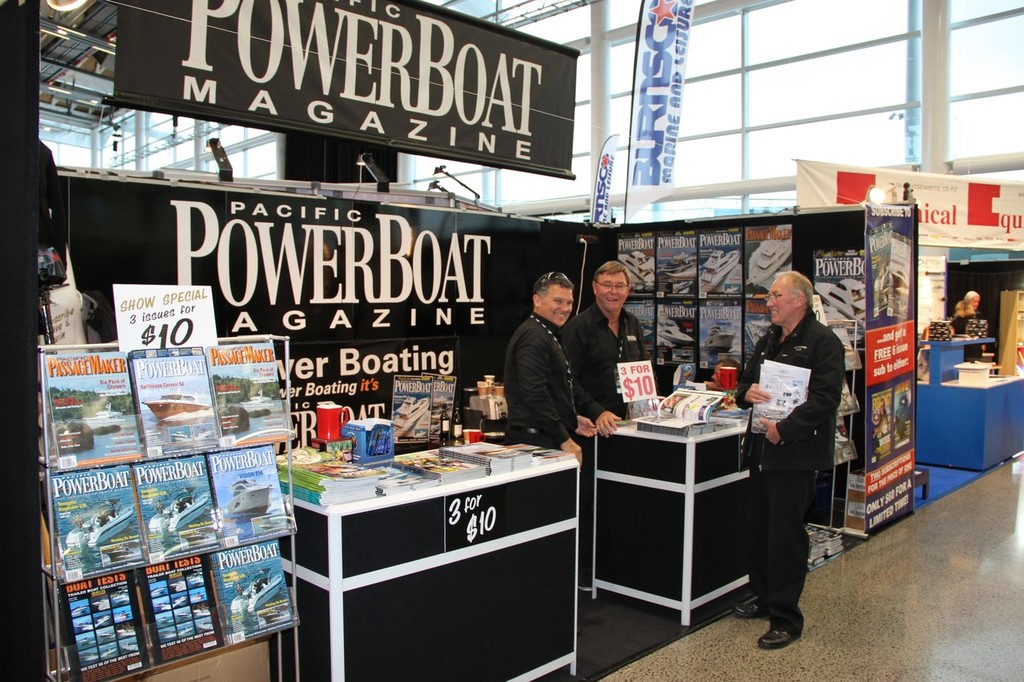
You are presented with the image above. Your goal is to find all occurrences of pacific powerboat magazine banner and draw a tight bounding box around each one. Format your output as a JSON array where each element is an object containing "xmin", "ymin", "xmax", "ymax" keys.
[
  {"xmin": 112, "ymin": 0, "xmax": 578, "ymax": 179},
  {"xmin": 61, "ymin": 173, "xmax": 548, "ymax": 436}
]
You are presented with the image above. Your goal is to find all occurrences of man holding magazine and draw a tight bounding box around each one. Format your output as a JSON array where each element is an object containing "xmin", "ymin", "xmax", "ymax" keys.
[{"xmin": 732, "ymin": 271, "xmax": 844, "ymax": 650}]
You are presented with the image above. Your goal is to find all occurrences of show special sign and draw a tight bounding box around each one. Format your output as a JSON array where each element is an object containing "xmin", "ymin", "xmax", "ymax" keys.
[
  {"xmin": 113, "ymin": 0, "xmax": 578, "ymax": 179},
  {"xmin": 113, "ymin": 284, "xmax": 218, "ymax": 352}
]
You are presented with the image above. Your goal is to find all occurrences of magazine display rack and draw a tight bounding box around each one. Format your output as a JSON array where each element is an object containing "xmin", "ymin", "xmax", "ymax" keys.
[{"xmin": 38, "ymin": 335, "xmax": 300, "ymax": 682}]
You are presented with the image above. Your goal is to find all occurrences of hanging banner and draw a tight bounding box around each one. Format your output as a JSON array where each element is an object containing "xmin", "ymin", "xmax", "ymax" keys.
[
  {"xmin": 860, "ymin": 203, "xmax": 917, "ymax": 532},
  {"xmin": 796, "ymin": 159, "xmax": 1024, "ymax": 249},
  {"xmin": 624, "ymin": 0, "xmax": 695, "ymax": 223},
  {"xmin": 591, "ymin": 134, "xmax": 619, "ymax": 224},
  {"xmin": 112, "ymin": 0, "xmax": 578, "ymax": 179}
]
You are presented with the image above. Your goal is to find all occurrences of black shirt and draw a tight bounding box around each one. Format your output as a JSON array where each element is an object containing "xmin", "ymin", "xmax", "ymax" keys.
[
  {"xmin": 562, "ymin": 304, "xmax": 649, "ymax": 419},
  {"xmin": 504, "ymin": 314, "xmax": 603, "ymax": 447}
]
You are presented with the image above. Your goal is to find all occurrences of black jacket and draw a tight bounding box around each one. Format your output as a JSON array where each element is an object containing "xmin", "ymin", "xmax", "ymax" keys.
[
  {"xmin": 736, "ymin": 311, "xmax": 844, "ymax": 472},
  {"xmin": 562, "ymin": 304, "xmax": 649, "ymax": 419},
  {"xmin": 504, "ymin": 314, "xmax": 603, "ymax": 447}
]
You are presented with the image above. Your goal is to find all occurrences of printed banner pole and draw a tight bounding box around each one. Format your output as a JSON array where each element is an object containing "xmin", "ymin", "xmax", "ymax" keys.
[
  {"xmin": 591, "ymin": 134, "xmax": 619, "ymax": 224},
  {"xmin": 624, "ymin": 0, "xmax": 695, "ymax": 223}
]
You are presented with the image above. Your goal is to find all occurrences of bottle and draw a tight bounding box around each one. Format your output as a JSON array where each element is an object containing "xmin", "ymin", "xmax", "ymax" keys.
[
  {"xmin": 440, "ymin": 406, "xmax": 451, "ymax": 445},
  {"xmin": 452, "ymin": 406, "xmax": 464, "ymax": 445}
]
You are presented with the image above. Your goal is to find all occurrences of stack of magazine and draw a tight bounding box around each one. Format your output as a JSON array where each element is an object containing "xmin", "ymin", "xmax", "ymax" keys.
[
  {"xmin": 282, "ymin": 458, "xmax": 389, "ymax": 505},
  {"xmin": 392, "ymin": 450, "xmax": 488, "ymax": 484},
  {"xmin": 440, "ymin": 442, "xmax": 533, "ymax": 475},
  {"xmin": 375, "ymin": 469, "xmax": 441, "ymax": 496},
  {"xmin": 634, "ymin": 388, "xmax": 725, "ymax": 437}
]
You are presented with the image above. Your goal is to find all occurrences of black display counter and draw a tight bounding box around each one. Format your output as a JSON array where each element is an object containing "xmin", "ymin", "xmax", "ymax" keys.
[
  {"xmin": 281, "ymin": 461, "xmax": 579, "ymax": 681},
  {"xmin": 592, "ymin": 423, "xmax": 750, "ymax": 626}
]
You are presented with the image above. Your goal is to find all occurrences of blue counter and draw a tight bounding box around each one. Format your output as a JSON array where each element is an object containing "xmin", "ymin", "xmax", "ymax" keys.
[{"xmin": 917, "ymin": 340, "xmax": 1024, "ymax": 470}]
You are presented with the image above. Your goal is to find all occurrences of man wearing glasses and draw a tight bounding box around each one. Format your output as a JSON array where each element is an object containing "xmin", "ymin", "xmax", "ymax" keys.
[
  {"xmin": 732, "ymin": 271, "xmax": 844, "ymax": 650},
  {"xmin": 561, "ymin": 262, "xmax": 650, "ymax": 589},
  {"xmin": 504, "ymin": 272, "xmax": 614, "ymax": 464}
]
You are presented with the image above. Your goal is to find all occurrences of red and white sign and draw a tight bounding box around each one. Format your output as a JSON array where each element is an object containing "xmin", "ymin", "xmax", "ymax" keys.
[
  {"xmin": 796, "ymin": 159, "xmax": 1024, "ymax": 249},
  {"xmin": 617, "ymin": 360, "xmax": 657, "ymax": 402}
]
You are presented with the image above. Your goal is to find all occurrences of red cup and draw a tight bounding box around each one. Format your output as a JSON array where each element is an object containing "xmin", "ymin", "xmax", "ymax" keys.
[
  {"xmin": 719, "ymin": 367, "xmax": 737, "ymax": 390},
  {"xmin": 465, "ymin": 428, "xmax": 483, "ymax": 443},
  {"xmin": 316, "ymin": 402, "xmax": 353, "ymax": 440}
]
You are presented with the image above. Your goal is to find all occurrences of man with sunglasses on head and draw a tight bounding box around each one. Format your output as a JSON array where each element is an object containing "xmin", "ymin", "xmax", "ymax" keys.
[
  {"xmin": 561, "ymin": 262, "xmax": 650, "ymax": 589},
  {"xmin": 504, "ymin": 272, "xmax": 616, "ymax": 465},
  {"xmin": 731, "ymin": 271, "xmax": 844, "ymax": 651}
]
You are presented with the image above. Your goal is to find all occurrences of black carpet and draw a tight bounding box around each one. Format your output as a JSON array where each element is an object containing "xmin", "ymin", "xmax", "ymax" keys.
[{"xmin": 539, "ymin": 590, "xmax": 736, "ymax": 681}]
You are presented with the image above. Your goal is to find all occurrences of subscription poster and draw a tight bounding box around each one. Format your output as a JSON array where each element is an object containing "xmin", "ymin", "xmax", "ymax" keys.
[{"xmin": 862, "ymin": 204, "xmax": 916, "ymax": 532}]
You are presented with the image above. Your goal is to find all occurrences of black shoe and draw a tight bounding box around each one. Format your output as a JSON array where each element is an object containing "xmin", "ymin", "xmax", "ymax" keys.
[
  {"xmin": 732, "ymin": 601, "xmax": 768, "ymax": 619},
  {"xmin": 757, "ymin": 628, "xmax": 800, "ymax": 650}
]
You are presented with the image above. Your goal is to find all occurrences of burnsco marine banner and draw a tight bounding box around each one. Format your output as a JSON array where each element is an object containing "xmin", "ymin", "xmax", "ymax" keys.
[
  {"xmin": 113, "ymin": 0, "xmax": 578, "ymax": 179},
  {"xmin": 591, "ymin": 134, "xmax": 619, "ymax": 225},
  {"xmin": 624, "ymin": 0, "xmax": 694, "ymax": 223}
]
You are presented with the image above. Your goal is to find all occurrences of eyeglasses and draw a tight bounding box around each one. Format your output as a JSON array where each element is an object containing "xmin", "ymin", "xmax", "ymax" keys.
[
  {"xmin": 596, "ymin": 281, "xmax": 629, "ymax": 293},
  {"xmin": 766, "ymin": 291, "xmax": 789, "ymax": 301},
  {"xmin": 534, "ymin": 271, "xmax": 573, "ymax": 294}
]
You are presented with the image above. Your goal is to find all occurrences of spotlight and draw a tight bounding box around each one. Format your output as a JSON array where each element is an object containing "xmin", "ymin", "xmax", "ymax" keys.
[
  {"xmin": 865, "ymin": 184, "xmax": 886, "ymax": 204},
  {"xmin": 432, "ymin": 165, "xmax": 480, "ymax": 201},
  {"xmin": 357, "ymin": 153, "xmax": 390, "ymax": 192},
  {"xmin": 428, "ymin": 180, "xmax": 448, "ymax": 193},
  {"xmin": 47, "ymin": 0, "xmax": 89, "ymax": 11}
]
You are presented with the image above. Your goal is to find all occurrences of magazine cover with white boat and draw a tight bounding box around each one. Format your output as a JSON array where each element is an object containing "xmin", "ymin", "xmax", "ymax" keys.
[
  {"xmin": 133, "ymin": 455, "xmax": 220, "ymax": 562},
  {"xmin": 129, "ymin": 347, "xmax": 220, "ymax": 457},
  {"xmin": 60, "ymin": 570, "xmax": 150, "ymax": 682},
  {"xmin": 618, "ymin": 231, "xmax": 656, "ymax": 294},
  {"xmin": 51, "ymin": 464, "xmax": 146, "ymax": 582},
  {"xmin": 623, "ymin": 298, "xmax": 656, "ymax": 359},
  {"xmin": 698, "ymin": 228, "xmax": 743, "ymax": 298},
  {"xmin": 744, "ymin": 298, "xmax": 771, "ymax": 364},
  {"xmin": 699, "ymin": 299, "xmax": 742, "ymax": 369},
  {"xmin": 42, "ymin": 350, "xmax": 144, "ymax": 470},
  {"xmin": 744, "ymin": 224, "xmax": 792, "ymax": 295},
  {"xmin": 656, "ymin": 230, "xmax": 698, "ymax": 296},
  {"xmin": 139, "ymin": 554, "xmax": 223, "ymax": 664},
  {"xmin": 208, "ymin": 445, "xmax": 293, "ymax": 546},
  {"xmin": 390, "ymin": 374, "xmax": 433, "ymax": 444},
  {"xmin": 209, "ymin": 540, "xmax": 295, "ymax": 644},
  {"xmin": 656, "ymin": 299, "xmax": 697, "ymax": 365},
  {"xmin": 207, "ymin": 342, "xmax": 291, "ymax": 448},
  {"xmin": 812, "ymin": 249, "xmax": 866, "ymax": 347}
]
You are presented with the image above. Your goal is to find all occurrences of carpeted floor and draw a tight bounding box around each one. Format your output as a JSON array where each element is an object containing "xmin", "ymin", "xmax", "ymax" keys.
[
  {"xmin": 537, "ymin": 461, "xmax": 993, "ymax": 681},
  {"xmin": 914, "ymin": 463, "xmax": 983, "ymax": 509}
]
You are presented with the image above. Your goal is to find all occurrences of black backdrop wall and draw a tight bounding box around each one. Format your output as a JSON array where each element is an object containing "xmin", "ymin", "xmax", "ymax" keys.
[{"xmin": 947, "ymin": 261, "xmax": 1024, "ymax": 357}]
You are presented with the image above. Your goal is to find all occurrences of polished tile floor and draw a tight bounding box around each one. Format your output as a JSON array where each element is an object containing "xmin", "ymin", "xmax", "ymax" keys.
[{"xmin": 604, "ymin": 454, "xmax": 1024, "ymax": 681}]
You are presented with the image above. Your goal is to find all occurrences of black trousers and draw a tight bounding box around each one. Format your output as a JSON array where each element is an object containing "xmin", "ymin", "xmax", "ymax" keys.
[{"xmin": 745, "ymin": 462, "xmax": 816, "ymax": 634}]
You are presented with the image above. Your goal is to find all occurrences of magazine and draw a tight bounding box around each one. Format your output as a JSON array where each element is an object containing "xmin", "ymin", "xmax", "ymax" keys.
[
  {"xmin": 133, "ymin": 454, "xmax": 220, "ymax": 562},
  {"xmin": 129, "ymin": 347, "xmax": 220, "ymax": 457},
  {"xmin": 209, "ymin": 540, "xmax": 296, "ymax": 645},
  {"xmin": 656, "ymin": 230, "xmax": 698, "ymax": 296},
  {"xmin": 42, "ymin": 350, "xmax": 144, "ymax": 470},
  {"xmin": 207, "ymin": 342, "xmax": 291, "ymax": 448},
  {"xmin": 618, "ymin": 231, "xmax": 655, "ymax": 294},
  {"xmin": 391, "ymin": 374, "xmax": 433, "ymax": 444},
  {"xmin": 750, "ymin": 360, "xmax": 811, "ymax": 433},
  {"xmin": 208, "ymin": 445, "xmax": 294, "ymax": 546},
  {"xmin": 138, "ymin": 554, "xmax": 223, "ymax": 664},
  {"xmin": 51, "ymin": 465, "xmax": 147, "ymax": 582},
  {"xmin": 60, "ymin": 571, "xmax": 150, "ymax": 681}
]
